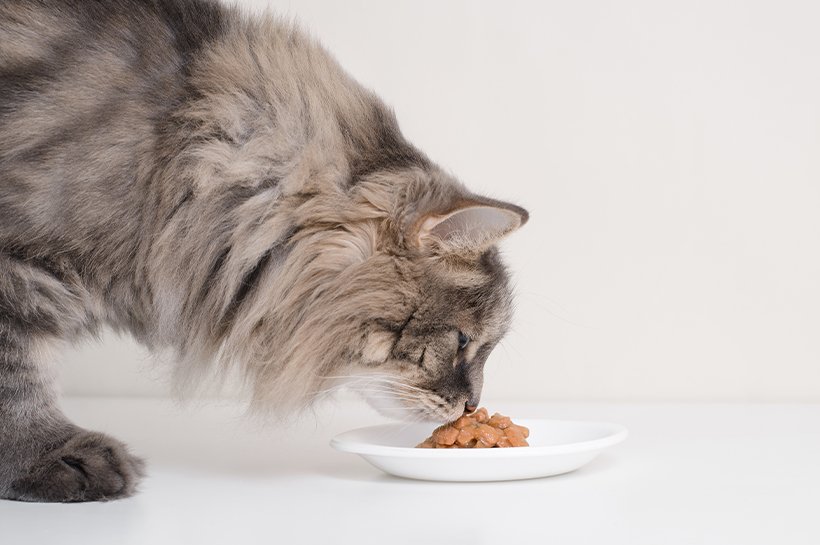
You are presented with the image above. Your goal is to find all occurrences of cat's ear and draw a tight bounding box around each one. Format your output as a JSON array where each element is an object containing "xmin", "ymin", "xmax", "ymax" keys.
[{"xmin": 416, "ymin": 197, "xmax": 528, "ymax": 253}]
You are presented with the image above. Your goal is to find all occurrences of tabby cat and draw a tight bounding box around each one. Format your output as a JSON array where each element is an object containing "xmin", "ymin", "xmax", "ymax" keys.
[{"xmin": 0, "ymin": 0, "xmax": 528, "ymax": 502}]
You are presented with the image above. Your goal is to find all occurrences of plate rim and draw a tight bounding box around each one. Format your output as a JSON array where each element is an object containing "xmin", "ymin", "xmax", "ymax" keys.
[{"xmin": 330, "ymin": 418, "xmax": 628, "ymax": 458}]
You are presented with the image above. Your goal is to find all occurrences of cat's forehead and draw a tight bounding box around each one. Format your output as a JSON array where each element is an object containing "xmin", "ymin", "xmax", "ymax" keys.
[{"xmin": 421, "ymin": 249, "xmax": 514, "ymax": 337}]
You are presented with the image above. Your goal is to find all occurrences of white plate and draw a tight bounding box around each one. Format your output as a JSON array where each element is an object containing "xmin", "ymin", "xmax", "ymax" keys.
[{"xmin": 331, "ymin": 419, "xmax": 628, "ymax": 482}]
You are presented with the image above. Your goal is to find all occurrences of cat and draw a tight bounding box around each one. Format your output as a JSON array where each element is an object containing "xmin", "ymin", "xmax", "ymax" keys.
[{"xmin": 0, "ymin": 0, "xmax": 528, "ymax": 502}]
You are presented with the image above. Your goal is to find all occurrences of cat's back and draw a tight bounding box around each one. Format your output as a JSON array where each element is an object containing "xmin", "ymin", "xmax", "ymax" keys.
[
  {"xmin": 0, "ymin": 0, "xmax": 229, "ymax": 252},
  {"xmin": 0, "ymin": 0, "xmax": 228, "ymax": 153},
  {"xmin": 0, "ymin": 0, "xmax": 403, "ymax": 280}
]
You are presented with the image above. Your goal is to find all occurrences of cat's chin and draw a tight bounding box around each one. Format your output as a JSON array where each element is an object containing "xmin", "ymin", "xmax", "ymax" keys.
[{"xmin": 362, "ymin": 394, "xmax": 462, "ymax": 423}]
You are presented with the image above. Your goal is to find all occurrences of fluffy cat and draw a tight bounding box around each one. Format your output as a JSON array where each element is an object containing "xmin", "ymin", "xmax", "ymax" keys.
[{"xmin": 0, "ymin": 0, "xmax": 528, "ymax": 502}]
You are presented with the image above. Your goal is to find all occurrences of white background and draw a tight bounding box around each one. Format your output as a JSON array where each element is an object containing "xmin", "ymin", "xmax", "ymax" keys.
[{"xmin": 61, "ymin": 0, "xmax": 820, "ymax": 402}]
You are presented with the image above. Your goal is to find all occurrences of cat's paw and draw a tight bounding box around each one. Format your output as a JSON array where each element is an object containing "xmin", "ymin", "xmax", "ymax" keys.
[{"xmin": 8, "ymin": 431, "xmax": 144, "ymax": 503}]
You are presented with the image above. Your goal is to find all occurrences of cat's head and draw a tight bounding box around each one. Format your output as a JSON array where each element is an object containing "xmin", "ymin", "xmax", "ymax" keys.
[
  {"xmin": 166, "ymin": 25, "xmax": 528, "ymax": 422},
  {"xmin": 330, "ymin": 169, "xmax": 528, "ymax": 422},
  {"xmin": 204, "ymin": 165, "xmax": 528, "ymax": 421},
  {"xmin": 210, "ymin": 156, "xmax": 526, "ymax": 424}
]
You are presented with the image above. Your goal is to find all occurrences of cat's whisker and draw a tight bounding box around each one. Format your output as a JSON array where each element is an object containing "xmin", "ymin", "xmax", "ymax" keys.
[
  {"xmin": 357, "ymin": 385, "xmax": 421, "ymax": 397},
  {"xmin": 318, "ymin": 373, "xmax": 424, "ymax": 389},
  {"xmin": 353, "ymin": 390, "xmax": 418, "ymax": 399},
  {"xmin": 357, "ymin": 395, "xmax": 419, "ymax": 404},
  {"xmin": 375, "ymin": 386, "xmax": 426, "ymax": 395},
  {"xmin": 347, "ymin": 387, "xmax": 421, "ymax": 401},
  {"xmin": 366, "ymin": 376, "xmax": 422, "ymax": 385},
  {"xmin": 310, "ymin": 376, "xmax": 401, "ymax": 397},
  {"xmin": 353, "ymin": 391, "xmax": 420, "ymax": 403},
  {"xmin": 368, "ymin": 380, "xmax": 428, "ymax": 393}
]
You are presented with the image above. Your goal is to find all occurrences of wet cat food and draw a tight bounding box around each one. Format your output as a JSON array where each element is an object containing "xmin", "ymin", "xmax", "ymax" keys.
[{"xmin": 416, "ymin": 408, "xmax": 530, "ymax": 448}]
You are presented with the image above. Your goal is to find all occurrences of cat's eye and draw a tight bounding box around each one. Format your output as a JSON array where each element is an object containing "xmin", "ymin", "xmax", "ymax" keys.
[{"xmin": 457, "ymin": 331, "xmax": 470, "ymax": 350}]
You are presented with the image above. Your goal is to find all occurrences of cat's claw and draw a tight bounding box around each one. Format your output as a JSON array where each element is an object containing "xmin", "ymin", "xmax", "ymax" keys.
[{"xmin": 8, "ymin": 431, "xmax": 144, "ymax": 503}]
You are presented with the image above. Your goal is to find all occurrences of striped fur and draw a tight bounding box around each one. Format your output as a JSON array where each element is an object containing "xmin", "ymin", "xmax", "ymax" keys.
[{"xmin": 0, "ymin": 0, "xmax": 527, "ymax": 501}]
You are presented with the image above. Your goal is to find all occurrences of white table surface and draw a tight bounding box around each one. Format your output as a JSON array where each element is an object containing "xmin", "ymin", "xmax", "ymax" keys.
[{"xmin": 1, "ymin": 398, "xmax": 818, "ymax": 545}]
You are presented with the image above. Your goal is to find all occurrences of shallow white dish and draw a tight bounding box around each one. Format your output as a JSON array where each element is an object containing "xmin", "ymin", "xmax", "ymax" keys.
[{"xmin": 331, "ymin": 419, "xmax": 627, "ymax": 482}]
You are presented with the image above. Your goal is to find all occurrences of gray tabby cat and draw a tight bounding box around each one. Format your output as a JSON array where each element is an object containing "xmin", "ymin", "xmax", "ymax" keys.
[{"xmin": 0, "ymin": 0, "xmax": 528, "ymax": 502}]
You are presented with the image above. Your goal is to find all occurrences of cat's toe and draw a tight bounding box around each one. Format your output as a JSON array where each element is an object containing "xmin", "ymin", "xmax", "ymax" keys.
[{"xmin": 9, "ymin": 431, "xmax": 144, "ymax": 503}]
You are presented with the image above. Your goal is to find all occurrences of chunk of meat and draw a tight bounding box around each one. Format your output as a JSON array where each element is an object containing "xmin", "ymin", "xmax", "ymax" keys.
[{"xmin": 415, "ymin": 409, "xmax": 530, "ymax": 448}]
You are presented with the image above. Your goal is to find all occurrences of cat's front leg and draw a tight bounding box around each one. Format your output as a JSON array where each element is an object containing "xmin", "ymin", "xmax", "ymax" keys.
[{"xmin": 0, "ymin": 255, "xmax": 144, "ymax": 502}]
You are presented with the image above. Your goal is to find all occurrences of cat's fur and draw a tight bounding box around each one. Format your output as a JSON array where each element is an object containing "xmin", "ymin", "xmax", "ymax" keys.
[{"xmin": 0, "ymin": 0, "xmax": 528, "ymax": 502}]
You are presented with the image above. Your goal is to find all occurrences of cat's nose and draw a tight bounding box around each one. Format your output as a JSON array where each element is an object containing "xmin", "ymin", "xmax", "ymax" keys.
[{"xmin": 464, "ymin": 401, "xmax": 478, "ymax": 413}]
